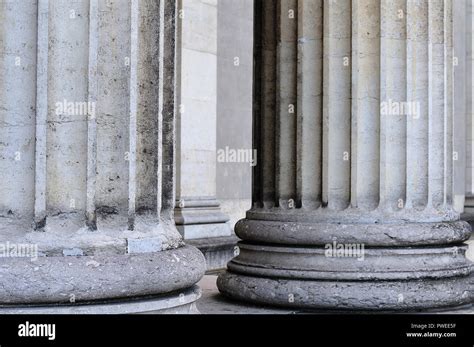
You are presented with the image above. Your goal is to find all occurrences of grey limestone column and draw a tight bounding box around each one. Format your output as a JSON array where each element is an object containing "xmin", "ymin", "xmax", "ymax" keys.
[
  {"xmin": 0, "ymin": 0, "xmax": 205, "ymax": 313},
  {"xmin": 218, "ymin": 0, "xmax": 473, "ymax": 310}
]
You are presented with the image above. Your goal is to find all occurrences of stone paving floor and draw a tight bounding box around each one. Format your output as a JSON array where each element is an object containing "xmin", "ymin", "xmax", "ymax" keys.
[
  {"xmin": 196, "ymin": 275, "xmax": 294, "ymax": 314},
  {"xmin": 196, "ymin": 275, "xmax": 474, "ymax": 315}
]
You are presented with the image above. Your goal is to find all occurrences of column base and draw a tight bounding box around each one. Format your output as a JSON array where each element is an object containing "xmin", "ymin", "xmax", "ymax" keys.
[
  {"xmin": 0, "ymin": 245, "xmax": 206, "ymax": 306},
  {"xmin": 235, "ymin": 214, "xmax": 472, "ymax": 246},
  {"xmin": 217, "ymin": 272, "xmax": 473, "ymax": 311},
  {"xmin": 218, "ymin": 215, "xmax": 473, "ymax": 311},
  {"xmin": 0, "ymin": 285, "xmax": 201, "ymax": 314}
]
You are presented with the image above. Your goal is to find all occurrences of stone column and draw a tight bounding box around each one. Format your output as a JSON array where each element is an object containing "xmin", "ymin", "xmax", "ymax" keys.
[
  {"xmin": 175, "ymin": 0, "xmax": 234, "ymax": 270},
  {"xmin": 0, "ymin": 0, "xmax": 205, "ymax": 313},
  {"xmin": 218, "ymin": 0, "xmax": 473, "ymax": 310}
]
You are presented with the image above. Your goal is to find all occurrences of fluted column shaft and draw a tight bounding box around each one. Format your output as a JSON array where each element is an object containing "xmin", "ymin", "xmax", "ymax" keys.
[
  {"xmin": 0, "ymin": 0, "xmax": 205, "ymax": 311},
  {"xmin": 218, "ymin": 0, "xmax": 473, "ymax": 310}
]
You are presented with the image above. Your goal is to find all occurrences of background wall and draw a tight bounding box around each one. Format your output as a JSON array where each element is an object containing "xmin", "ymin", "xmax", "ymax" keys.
[
  {"xmin": 467, "ymin": 0, "xmax": 474, "ymax": 196},
  {"xmin": 216, "ymin": 0, "xmax": 253, "ymax": 228},
  {"xmin": 464, "ymin": 0, "xmax": 474, "ymax": 218},
  {"xmin": 176, "ymin": 0, "xmax": 253, "ymax": 234},
  {"xmin": 176, "ymin": 0, "xmax": 218, "ymax": 200}
]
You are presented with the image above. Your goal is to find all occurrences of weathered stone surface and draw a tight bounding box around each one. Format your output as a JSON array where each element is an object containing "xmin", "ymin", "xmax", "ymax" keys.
[
  {"xmin": 204, "ymin": 275, "xmax": 474, "ymax": 314},
  {"xmin": 227, "ymin": 243, "xmax": 472, "ymax": 280},
  {"xmin": 218, "ymin": 272, "xmax": 472, "ymax": 311},
  {"xmin": 0, "ymin": 285, "xmax": 202, "ymax": 314},
  {"xmin": 0, "ymin": 244, "xmax": 205, "ymax": 304},
  {"xmin": 0, "ymin": 0, "xmax": 205, "ymax": 311},
  {"xmin": 234, "ymin": 218, "xmax": 471, "ymax": 247},
  {"xmin": 218, "ymin": 0, "xmax": 473, "ymax": 311}
]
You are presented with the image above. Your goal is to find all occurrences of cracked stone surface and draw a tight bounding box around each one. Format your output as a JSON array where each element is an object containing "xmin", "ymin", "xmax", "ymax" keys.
[{"xmin": 197, "ymin": 275, "xmax": 474, "ymax": 314}]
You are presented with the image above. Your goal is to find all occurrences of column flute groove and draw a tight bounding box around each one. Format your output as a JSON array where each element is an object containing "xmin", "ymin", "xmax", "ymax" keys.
[
  {"xmin": 260, "ymin": 0, "xmax": 277, "ymax": 208},
  {"xmin": 322, "ymin": 0, "xmax": 351, "ymax": 211},
  {"xmin": 351, "ymin": 0, "xmax": 381, "ymax": 210},
  {"xmin": 86, "ymin": 0, "xmax": 99, "ymax": 230},
  {"xmin": 296, "ymin": 0, "xmax": 323, "ymax": 209},
  {"xmin": 443, "ymin": 0, "xmax": 454, "ymax": 207},
  {"xmin": 275, "ymin": 0, "xmax": 298, "ymax": 208},
  {"xmin": 380, "ymin": 0, "xmax": 407, "ymax": 211},
  {"xmin": 34, "ymin": 0, "xmax": 49, "ymax": 228},
  {"xmin": 406, "ymin": 0, "xmax": 429, "ymax": 210}
]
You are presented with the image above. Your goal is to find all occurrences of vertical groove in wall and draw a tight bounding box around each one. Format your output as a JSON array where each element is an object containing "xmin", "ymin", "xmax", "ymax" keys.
[
  {"xmin": 322, "ymin": 0, "xmax": 351, "ymax": 211},
  {"xmin": 34, "ymin": 0, "xmax": 49, "ymax": 226},
  {"xmin": 47, "ymin": 0, "xmax": 89, "ymax": 215},
  {"xmin": 0, "ymin": 0, "xmax": 38, "ymax": 219},
  {"xmin": 296, "ymin": 0, "xmax": 323, "ymax": 209},
  {"xmin": 136, "ymin": 0, "xmax": 160, "ymax": 216},
  {"xmin": 128, "ymin": 0, "xmax": 139, "ymax": 229},
  {"xmin": 156, "ymin": 0, "xmax": 164, "ymax": 218},
  {"xmin": 158, "ymin": 0, "xmax": 168, "ymax": 218},
  {"xmin": 252, "ymin": 0, "xmax": 264, "ymax": 208},
  {"xmin": 351, "ymin": 0, "xmax": 381, "ymax": 210},
  {"xmin": 380, "ymin": 0, "xmax": 407, "ymax": 211},
  {"xmin": 452, "ymin": 0, "xmax": 466, "ymax": 212},
  {"xmin": 87, "ymin": 0, "xmax": 99, "ymax": 229},
  {"xmin": 468, "ymin": 0, "xmax": 474, "ymax": 196},
  {"xmin": 444, "ymin": 0, "xmax": 453, "ymax": 205},
  {"xmin": 95, "ymin": 0, "xmax": 131, "ymax": 215},
  {"xmin": 260, "ymin": 0, "xmax": 277, "ymax": 208},
  {"xmin": 406, "ymin": 0, "xmax": 429, "ymax": 209},
  {"xmin": 427, "ymin": 0, "xmax": 446, "ymax": 208},
  {"xmin": 160, "ymin": 0, "xmax": 177, "ymax": 220},
  {"xmin": 175, "ymin": 0, "xmax": 183, "ymax": 203},
  {"xmin": 275, "ymin": 0, "xmax": 297, "ymax": 207}
]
